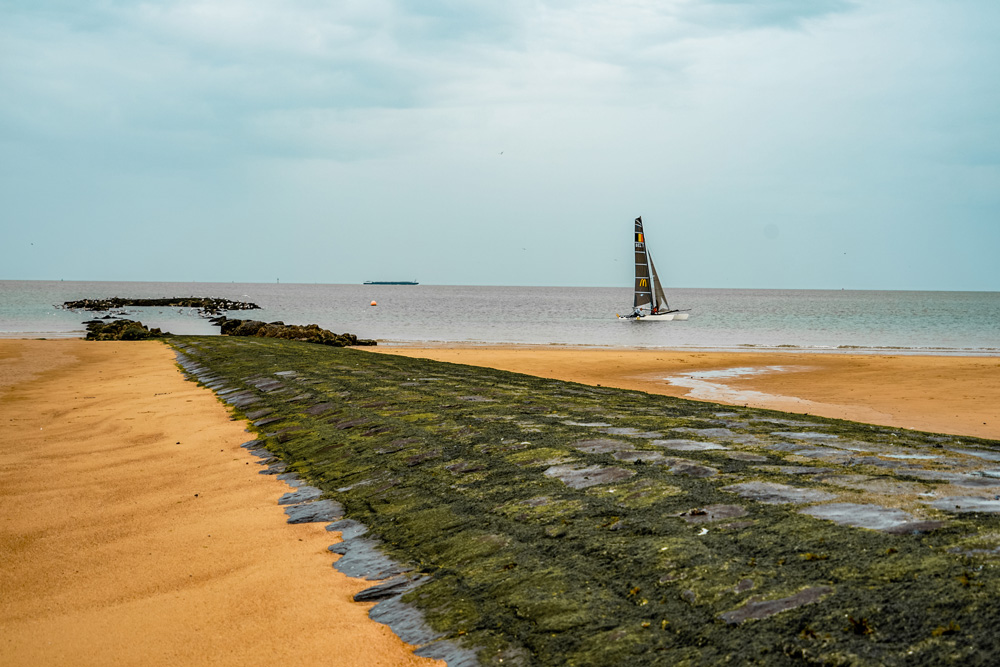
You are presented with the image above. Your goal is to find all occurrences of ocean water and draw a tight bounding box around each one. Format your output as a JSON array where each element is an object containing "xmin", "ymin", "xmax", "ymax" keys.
[{"xmin": 1, "ymin": 280, "xmax": 998, "ymax": 355}]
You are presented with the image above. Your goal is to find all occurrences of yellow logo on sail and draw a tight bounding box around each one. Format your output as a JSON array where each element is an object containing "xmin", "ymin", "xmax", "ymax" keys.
[{"xmin": 639, "ymin": 278, "xmax": 649, "ymax": 287}]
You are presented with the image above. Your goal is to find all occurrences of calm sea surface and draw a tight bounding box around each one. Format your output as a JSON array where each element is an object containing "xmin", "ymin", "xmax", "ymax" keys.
[{"xmin": 1, "ymin": 281, "xmax": 998, "ymax": 355}]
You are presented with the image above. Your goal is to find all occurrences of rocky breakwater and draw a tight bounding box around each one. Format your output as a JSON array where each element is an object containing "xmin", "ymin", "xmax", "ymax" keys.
[
  {"xmin": 165, "ymin": 337, "xmax": 1000, "ymax": 665},
  {"xmin": 211, "ymin": 317, "xmax": 376, "ymax": 347},
  {"xmin": 84, "ymin": 319, "xmax": 167, "ymax": 340},
  {"xmin": 63, "ymin": 297, "xmax": 260, "ymax": 316}
]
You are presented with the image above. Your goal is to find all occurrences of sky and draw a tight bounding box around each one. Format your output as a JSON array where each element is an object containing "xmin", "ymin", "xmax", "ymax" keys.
[{"xmin": 1, "ymin": 0, "xmax": 998, "ymax": 290}]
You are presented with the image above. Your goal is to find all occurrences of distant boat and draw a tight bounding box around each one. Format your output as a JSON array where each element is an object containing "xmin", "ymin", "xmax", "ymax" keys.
[
  {"xmin": 618, "ymin": 216, "xmax": 689, "ymax": 321},
  {"xmin": 363, "ymin": 280, "xmax": 419, "ymax": 285}
]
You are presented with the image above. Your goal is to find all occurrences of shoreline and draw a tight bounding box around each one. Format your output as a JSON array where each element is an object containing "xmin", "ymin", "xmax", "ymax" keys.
[
  {"xmin": 6, "ymin": 331, "xmax": 1000, "ymax": 358},
  {"xmin": 370, "ymin": 345, "xmax": 1000, "ymax": 440},
  {"xmin": 0, "ymin": 339, "xmax": 441, "ymax": 666}
]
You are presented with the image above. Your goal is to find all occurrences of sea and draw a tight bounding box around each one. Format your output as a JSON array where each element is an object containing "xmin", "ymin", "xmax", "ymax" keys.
[{"xmin": 1, "ymin": 281, "xmax": 998, "ymax": 355}]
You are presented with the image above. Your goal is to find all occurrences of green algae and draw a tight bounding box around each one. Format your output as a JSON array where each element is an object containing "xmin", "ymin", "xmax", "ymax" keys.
[{"xmin": 170, "ymin": 337, "xmax": 1000, "ymax": 665}]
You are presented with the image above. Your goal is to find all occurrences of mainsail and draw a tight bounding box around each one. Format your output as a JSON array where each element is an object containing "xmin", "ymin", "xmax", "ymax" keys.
[{"xmin": 633, "ymin": 217, "xmax": 653, "ymax": 310}]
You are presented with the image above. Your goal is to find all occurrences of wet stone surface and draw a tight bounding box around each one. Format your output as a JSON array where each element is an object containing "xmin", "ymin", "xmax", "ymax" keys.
[
  {"xmin": 544, "ymin": 463, "xmax": 636, "ymax": 489},
  {"xmin": 277, "ymin": 485, "xmax": 322, "ymax": 505},
  {"xmin": 799, "ymin": 503, "xmax": 922, "ymax": 532},
  {"xmin": 656, "ymin": 458, "xmax": 719, "ymax": 478},
  {"xmin": 650, "ymin": 438, "xmax": 728, "ymax": 451},
  {"xmin": 570, "ymin": 438, "xmax": 632, "ymax": 454},
  {"xmin": 756, "ymin": 465, "xmax": 833, "ymax": 476},
  {"xmin": 723, "ymin": 481, "xmax": 837, "ymax": 504},
  {"xmin": 173, "ymin": 341, "xmax": 1000, "ymax": 666},
  {"xmin": 599, "ymin": 426, "xmax": 662, "ymax": 438},
  {"xmin": 678, "ymin": 504, "xmax": 749, "ymax": 524},
  {"xmin": 354, "ymin": 574, "xmax": 425, "ymax": 602},
  {"xmin": 726, "ymin": 451, "xmax": 769, "ymax": 462},
  {"xmin": 926, "ymin": 497, "xmax": 1000, "ymax": 513},
  {"xmin": 285, "ymin": 499, "xmax": 345, "ymax": 524},
  {"xmin": 720, "ymin": 586, "xmax": 834, "ymax": 624},
  {"xmin": 611, "ymin": 450, "xmax": 665, "ymax": 463}
]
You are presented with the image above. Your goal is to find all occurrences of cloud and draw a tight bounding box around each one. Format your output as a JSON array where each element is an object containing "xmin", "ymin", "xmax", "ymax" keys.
[
  {"xmin": 1, "ymin": 0, "xmax": 998, "ymax": 288},
  {"xmin": 685, "ymin": 0, "xmax": 857, "ymax": 29},
  {"xmin": 0, "ymin": 0, "xmax": 865, "ymax": 172}
]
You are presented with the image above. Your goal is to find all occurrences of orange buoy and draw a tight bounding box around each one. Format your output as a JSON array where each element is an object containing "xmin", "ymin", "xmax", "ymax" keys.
[{"xmin": 370, "ymin": 301, "xmax": 377, "ymax": 306}]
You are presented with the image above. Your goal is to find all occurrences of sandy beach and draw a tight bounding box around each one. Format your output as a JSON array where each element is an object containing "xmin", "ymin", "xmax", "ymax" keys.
[
  {"xmin": 3, "ymin": 338, "xmax": 997, "ymax": 664},
  {"xmin": 0, "ymin": 339, "xmax": 441, "ymax": 667},
  {"xmin": 373, "ymin": 346, "xmax": 1000, "ymax": 441}
]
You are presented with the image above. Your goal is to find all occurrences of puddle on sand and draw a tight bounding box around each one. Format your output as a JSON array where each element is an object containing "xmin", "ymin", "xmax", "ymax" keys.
[
  {"xmin": 663, "ymin": 366, "xmax": 819, "ymax": 407},
  {"xmin": 677, "ymin": 366, "xmax": 795, "ymax": 381}
]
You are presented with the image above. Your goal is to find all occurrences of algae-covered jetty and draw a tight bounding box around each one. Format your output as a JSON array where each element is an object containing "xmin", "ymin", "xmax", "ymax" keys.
[
  {"xmin": 210, "ymin": 317, "xmax": 376, "ymax": 347},
  {"xmin": 171, "ymin": 337, "xmax": 1000, "ymax": 665},
  {"xmin": 84, "ymin": 319, "xmax": 166, "ymax": 340},
  {"xmin": 63, "ymin": 296, "xmax": 260, "ymax": 315}
]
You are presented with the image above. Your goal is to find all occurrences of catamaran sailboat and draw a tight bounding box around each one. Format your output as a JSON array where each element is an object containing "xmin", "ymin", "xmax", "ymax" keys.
[{"xmin": 618, "ymin": 216, "xmax": 689, "ymax": 321}]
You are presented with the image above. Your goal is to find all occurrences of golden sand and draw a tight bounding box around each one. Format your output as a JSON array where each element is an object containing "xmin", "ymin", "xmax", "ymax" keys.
[{"xmin": 0, "ymin": 339, "xmax": 441, "ymax": 667}]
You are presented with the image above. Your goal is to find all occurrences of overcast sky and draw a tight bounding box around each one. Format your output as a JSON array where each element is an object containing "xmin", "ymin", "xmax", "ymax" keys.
[{"xmin": 2, "ymin": 0, "xmax": 998, "ymax": 289}]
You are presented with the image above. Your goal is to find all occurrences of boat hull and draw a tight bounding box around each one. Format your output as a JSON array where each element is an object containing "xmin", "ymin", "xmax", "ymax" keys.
[{"xmin": 618, "ymin": 312, "xmax": 675, "ymax": 321}]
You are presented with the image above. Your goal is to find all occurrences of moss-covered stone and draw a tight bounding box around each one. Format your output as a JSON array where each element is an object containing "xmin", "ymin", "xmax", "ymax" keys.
[
  {"xmin": 65, "ymin": 296, "xmax": 259, "ymax": 314},
  {"xmin": 214, "ymin": 317, "xmax": 376, "ymax": 346},
  {"xmin": 84, "ymin": 319, "xmax": 165, "ymax": 340},
  {"xmin": 169, "ymin": 337, "xmax": 1000, "ymax": 665}
]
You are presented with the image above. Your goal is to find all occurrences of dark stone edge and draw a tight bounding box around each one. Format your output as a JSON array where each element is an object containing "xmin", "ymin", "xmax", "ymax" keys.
[{"xmin": 174, "ymin": 348, "xmax": 479, "ymax": 666}]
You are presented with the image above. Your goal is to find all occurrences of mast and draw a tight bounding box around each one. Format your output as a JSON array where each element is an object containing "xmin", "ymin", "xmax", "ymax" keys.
[
  {"xmin": 648, "ymin": 252, "xmax": 670, "ymax": 312},
  {"xmin": 633, "ymin": 216, "xmax": 653, "ymax": 310}
]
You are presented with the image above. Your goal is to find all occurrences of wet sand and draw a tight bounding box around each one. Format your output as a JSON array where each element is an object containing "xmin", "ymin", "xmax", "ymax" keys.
[
  {"xmin": 0, "ymin": 339, "xmax": 441, "ymax": 667},
  {"xmin": 373, "ymin": 346, "xmax": 1000, "ymax": 440}
]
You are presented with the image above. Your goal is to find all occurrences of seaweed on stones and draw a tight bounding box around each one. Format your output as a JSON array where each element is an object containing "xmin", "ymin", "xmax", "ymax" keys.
[{"xmin": 169, "ymin": 336, "xmax": 1000, "ymax": 666}]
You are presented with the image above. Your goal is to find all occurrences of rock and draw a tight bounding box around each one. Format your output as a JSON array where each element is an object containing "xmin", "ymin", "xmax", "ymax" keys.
[
  {"xmin": 544, "ymin": 463, "xmax": 636, "ymax": 489},
  {"xmin": 723, "ymin": 481, "xmax": 837, "ymax": 504},
  {"xmin": 278, "ymin": 486, "xmax": 323, "ymax": 505},
  {"xmin": 650, "ymin": 439, "xmax": 728, "ymax": 452},
  {"xmin": 925, "ymin": 497, "xmax": 1000, "ymax": 513},
  {"xmin": 678, "ymin": 504, "xmax": 748, "ymax": 523},
  {"xmin": 800, "ymin": 503, "xmax": 921, "ymax": 531},
  {"xmin": 284, "ymin": 499, "xmax": 344, "ymax": 523},
  {"xmin": 216, "ymin": 318, "xmax": 377, "ymax": 347},
  {"xmin": 611, "ymin": 450, "xmax": 665, "ymax": 463},
  {"xmin": 571, "ymin": 438, "xmax": 633, "ymax": 454},
  {"xmin": 660, "ymin": 459, "xmax": 720, "ymax": 477},
  {"xmin": 354, "ymin": 574, "xmax": 423, "ymax": 602},
  {"xmin": 65, "ymin": 296, "xmax": 259, "ymax": 313},
  {"xmin": 720, "ymin": 586, "xmax": 834, "ymax": 624},
  {"xmin": 84, "ymin": 319, "xmax": 166, "ymax": 341}
]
